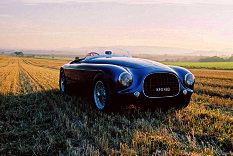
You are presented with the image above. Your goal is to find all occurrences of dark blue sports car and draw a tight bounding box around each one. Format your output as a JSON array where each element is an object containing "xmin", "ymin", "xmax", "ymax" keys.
[{"xmin": 59, "ymin": 51, "xmax": 195, "ymax": 111}]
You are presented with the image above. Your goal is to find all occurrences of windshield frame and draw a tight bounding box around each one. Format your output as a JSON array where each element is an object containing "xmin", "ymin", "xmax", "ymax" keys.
[
  {"xmin": 84, "ymin": 50, "xmax": 131, "ymax": 60},
  {"xmin": 84, "ymin": 54, "xmax": 131, "ymax": 61}
]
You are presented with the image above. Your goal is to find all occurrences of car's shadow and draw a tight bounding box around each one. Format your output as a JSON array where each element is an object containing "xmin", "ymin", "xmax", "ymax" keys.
[
  {"xmin": 67, "ymin": 87, "xmax": 177, "ymax": 114},
  {"xmin": 0, "ymin": 89, "xmax": 174, "ymax": 154},
  {"xmin": 1, "ymin": 90, "xmax": 231, "ymax": 155}
]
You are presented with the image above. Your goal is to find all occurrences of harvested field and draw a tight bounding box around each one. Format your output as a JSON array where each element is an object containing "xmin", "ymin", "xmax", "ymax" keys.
[{"xmin": 0, "ymin": 56, "xmax": 232, "ymax": 155}]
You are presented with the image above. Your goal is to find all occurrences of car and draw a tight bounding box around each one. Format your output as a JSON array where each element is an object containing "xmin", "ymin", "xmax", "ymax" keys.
[{"xmin": 59, "ymin": 50, "xmax": 195, "ymax": 111}]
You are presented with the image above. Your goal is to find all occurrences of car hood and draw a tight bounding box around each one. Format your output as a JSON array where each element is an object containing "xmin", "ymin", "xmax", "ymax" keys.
[{"xmin": 85, "ymin": 57, "xmax": 172, "ymax": 70}]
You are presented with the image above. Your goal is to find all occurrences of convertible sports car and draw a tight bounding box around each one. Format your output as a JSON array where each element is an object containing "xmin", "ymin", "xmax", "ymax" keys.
[{"xmin": 59, "ymin": 51, "xmax": 195, "ymax": 111}]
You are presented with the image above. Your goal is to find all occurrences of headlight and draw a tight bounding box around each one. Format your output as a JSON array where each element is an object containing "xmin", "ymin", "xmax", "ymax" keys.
[
  {"xmin": 118, "ymin": 72, "xmax": 133, "ymax": 87},
  {"xmin": 185, "ymin": 73, "xmax": 195, "ymax": 86}
]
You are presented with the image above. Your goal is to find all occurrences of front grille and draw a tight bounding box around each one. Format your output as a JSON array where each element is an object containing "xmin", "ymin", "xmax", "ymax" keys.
[{"xmin": 143, "ymin": 73, "xmax": 179, "ymax": 97}]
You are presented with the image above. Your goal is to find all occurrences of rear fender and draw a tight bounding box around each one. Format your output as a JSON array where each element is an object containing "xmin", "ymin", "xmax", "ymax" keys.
[{"xmin": 91, "ymin": 64, "xmax": 128, "ymax": 90}]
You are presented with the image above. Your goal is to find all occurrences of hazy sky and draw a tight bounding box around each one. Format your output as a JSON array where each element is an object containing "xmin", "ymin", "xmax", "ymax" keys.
[{"xmin": 0, "ymin": 0, "xmax": 233, "ymax": 51}]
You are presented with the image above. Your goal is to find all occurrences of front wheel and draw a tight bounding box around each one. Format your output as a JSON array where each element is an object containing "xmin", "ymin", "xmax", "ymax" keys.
[
  {"xmin": 180, "ymin": 96, "xmax": 191, "ymax": 108},
  {"xmin": 173, "ymin": 95, "xmax": 191, "ymax": 109},
  {"xmin": 93, "ymin": 79, "xmax": 113, "ymax": 111}
]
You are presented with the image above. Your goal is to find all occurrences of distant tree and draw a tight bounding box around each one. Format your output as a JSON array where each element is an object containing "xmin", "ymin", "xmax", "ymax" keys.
[
  {"xmin": 227, "ymin": 55, "xmax": 233, "ymax": 62},
  {"xmin": 14, "ymin": 51, "xmax": 24, "ymax": 57},
  {"xmin": 1, "ymin": 52, "xmax": 4, "ymax": 54},
  {"xmin": 199, "ymin": 56, "xmax": 225, "ymax": 62}
]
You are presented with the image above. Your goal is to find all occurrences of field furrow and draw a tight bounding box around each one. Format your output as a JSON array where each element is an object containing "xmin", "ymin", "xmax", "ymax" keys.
[
  {"xmin": 19, "ymin": 59, "xmax": 59, "ymax": 91},
  {"xmin": 22, "ymin": 58, "xmax": 67, "ymax": 70},
  {"xmin": 195, "ymin": 84, "xmax": 233, "ymax": 99},
  {"xmin": 22, "ymin": 58, "xmax": 60, "ymax": 70},
  {"xmin": 192, "ymin": 93, "xmax": 233, "ymax": 108},
  {"xmin": 0, "ymin": 58, "xmax": 20, "ymax": 95},
  {"xmin": 0, "ymin": 69, "xmax": 11, "ymax": 83},
  {"xmin": 196, "ymin": 79, "xmax": 233, "ymax": 89},
  {"xmin": 190, "ymin": 69, "xmax": 233, "ymax": 80},
  {"xmin": 0, "ymin": 56, "xmax": 11, "ymax": 68},
  {"xmin": 196, "ymin": 76, "xmax": 233, "ymax": 81},
  {"xmin": 19, "ymin": 62, "xmax": 45, "ymax": 92},
  {"xmin": 18, "ymin": 60, "xmax": 41, "ymax": 93},
  {"xmin": 0, "ymin": 62, "xmax": 10, "ymax": 68}
]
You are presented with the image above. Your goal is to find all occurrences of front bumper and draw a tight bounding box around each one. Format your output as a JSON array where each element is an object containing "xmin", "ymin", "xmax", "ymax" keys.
[{"xmin": 115, "ymin": 86, "xmax": 193, "ymax": 107}]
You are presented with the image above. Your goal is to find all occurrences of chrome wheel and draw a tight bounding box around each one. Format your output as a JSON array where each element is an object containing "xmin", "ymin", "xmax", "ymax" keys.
[
  {"xmin": 94, "ymin": 81, "xmax": 106, "ymax": 110},
  {"xmin": 60, "ymin": 71, "xmax": 65, "ymax": 92}
]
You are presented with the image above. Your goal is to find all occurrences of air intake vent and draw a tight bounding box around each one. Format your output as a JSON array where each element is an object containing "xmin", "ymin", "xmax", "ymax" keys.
[{"xmin": 143, "ymin": 73, "xmax": 179, "ymax": 97}]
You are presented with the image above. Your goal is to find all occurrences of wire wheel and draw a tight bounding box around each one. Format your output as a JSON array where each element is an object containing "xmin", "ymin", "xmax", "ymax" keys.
[
  {"xmin": 60, "ymin": 71, "xmax": 65, "ymax": 92},
  {"xmin": 94, "ymin": 80, "xmax": 106, "ymax": 110}
]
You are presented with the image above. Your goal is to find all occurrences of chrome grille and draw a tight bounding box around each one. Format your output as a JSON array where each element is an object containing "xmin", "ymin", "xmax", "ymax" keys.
[{"xmin": 143, "ymin": 73, "xmax": 179, "ymax": 97}]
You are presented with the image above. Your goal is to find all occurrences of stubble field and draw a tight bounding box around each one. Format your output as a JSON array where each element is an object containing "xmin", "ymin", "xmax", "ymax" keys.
[{"xmin": 0, "ymin": 56, "xmax": 232, "ymax": 155}]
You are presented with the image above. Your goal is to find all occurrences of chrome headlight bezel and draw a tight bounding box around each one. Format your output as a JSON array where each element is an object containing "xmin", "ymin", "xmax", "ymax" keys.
[
  {"xmin": 184, "ymin": 73, "xmax": 195, "ymax": 87},
  {"xmin": 118, "ymin": 72, "xmax": 133, "ymax": 87}
]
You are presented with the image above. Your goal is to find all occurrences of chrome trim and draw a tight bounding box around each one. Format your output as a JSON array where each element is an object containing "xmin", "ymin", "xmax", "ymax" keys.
[
  {"xmin": 142, "ymin": 72, "xmax": 181, "ymax": 98},
  {"xmin": 187, "ymin": 88, "xmax": 193, "ymax": 93},
  {"xmin": 118, "ymin": 71, "xmax": 133, "ymax": 87}
]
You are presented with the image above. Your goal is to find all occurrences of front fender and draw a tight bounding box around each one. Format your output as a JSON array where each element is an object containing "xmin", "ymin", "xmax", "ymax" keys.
[{"xmin": 169, "ymin": 65, "xmax": 194, "ymax": 89}]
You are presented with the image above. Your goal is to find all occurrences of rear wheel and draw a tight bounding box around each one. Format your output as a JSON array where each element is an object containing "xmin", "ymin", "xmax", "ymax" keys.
[{"xmin": 59, "ymin": 69, "xmax": 67, "ymax": 93}]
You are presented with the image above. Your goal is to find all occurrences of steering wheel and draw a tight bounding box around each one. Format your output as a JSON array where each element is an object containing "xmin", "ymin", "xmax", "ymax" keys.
[{"xmin": 85, "ymin": 52, "xmax": 100, "ymax": 58}]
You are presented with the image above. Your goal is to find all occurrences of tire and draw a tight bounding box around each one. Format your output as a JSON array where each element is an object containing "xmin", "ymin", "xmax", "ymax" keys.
[
  {"xmin": 174, "ymin": 95, "xmax": 191, "ymax": 109},
  {"xmin": 59, "ymin": 69, "xmax": 68, "ymax": 93},
  {"xmin": 181, "ymin": 96, "xmax": 191, "ymax": 108},
  {"xmin": 93, "ymin": 78, "xmax": 113, "ymax": 111}
]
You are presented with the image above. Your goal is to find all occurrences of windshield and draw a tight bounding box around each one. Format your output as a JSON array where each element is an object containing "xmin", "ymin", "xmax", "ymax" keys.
[{"xmin": 84, "ymin": 48, "xmax": 131, "ymax": 58}]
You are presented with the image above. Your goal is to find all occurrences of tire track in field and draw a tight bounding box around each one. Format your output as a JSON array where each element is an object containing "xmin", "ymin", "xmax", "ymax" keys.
[
  {"xmin": 18, "ymin": 60, "xmax": 45, "ymax": 92},
  {"xmin": 0, "ymin": 70, "xmax": 11, "ymax": 82},
  {"xmin": 18, "ymin": 60, "xmax": 36, "ymax": 93},
  {"xmin": 9, "ymin": 61, "xmax": 17, "ymax": 93},
  {"xmin": 19, "ymin": 58, "xmax": 59, "ymax": 91}
]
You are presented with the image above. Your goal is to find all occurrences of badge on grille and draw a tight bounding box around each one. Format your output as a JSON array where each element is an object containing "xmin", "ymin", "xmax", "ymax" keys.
[{"xmin": 156, "ymin": 87, "xmax": 171, "ymax": 92}]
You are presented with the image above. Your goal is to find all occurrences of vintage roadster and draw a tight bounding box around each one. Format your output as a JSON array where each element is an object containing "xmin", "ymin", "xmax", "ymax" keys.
[{"xmin": 59, "ymin": 51, "xmax": 195, "ymax": 110}]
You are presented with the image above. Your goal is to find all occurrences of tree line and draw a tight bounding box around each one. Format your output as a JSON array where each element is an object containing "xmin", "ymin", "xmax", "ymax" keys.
[{"xmin": 199, "ymin": 55, "xmax": 233, "ymax": 62}]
